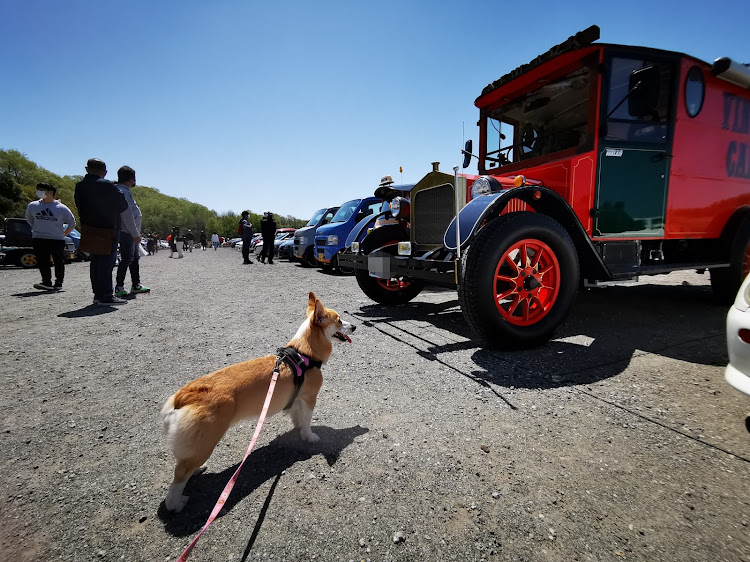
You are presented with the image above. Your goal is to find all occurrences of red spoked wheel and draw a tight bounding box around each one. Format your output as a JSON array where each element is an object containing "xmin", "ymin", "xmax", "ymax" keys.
[
  {"xmin": 375, "ymin": 277, "xmax": 416, "ymax": 292},
  {"xmin": 459, "ymin": 212, "xmax": 579, "ymax": 348},
  {"xmin": 355, "ymin": 268, "xmax": 424, "ymax": 305},
  {"xmin": 493, "ymin": 238, "xmax": 561, "ymax": 326}
]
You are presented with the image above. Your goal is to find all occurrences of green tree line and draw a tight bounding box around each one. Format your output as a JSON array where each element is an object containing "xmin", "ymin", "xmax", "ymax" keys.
[{"xmin": 0, "ymin": 149, "xmax": 308, "ymax": 239}]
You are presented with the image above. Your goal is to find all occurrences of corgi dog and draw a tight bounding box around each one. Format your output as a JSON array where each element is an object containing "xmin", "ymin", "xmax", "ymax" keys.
[{"xmin": 161, "ymin": 292, "xmax": 354, "ymax": 512}]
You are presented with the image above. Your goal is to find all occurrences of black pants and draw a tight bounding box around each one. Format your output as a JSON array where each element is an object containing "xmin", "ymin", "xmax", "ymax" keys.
[
  {"xmin": 242, "ymin": 236, "xmax": 253, "ymax": 262},
  {"xmin": 115, "ymin": 231, "xmax": 140, "ymax": 289},
  {"xmin": 260, "ymin": 236, "xmax": 273, "ymax": 262},
  {"xmin": 33, "ymin": 238, "xmax": 66, "ymax": 286}
]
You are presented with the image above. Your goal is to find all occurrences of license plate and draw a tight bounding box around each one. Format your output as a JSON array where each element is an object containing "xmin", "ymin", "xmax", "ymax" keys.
[{"xmin": 318, "ymin": 252, "xmax": 324, "ymax": 261}]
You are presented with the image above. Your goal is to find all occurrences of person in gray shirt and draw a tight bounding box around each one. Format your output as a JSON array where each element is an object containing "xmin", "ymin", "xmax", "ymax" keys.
[
  {"xmin": 25, "ymin": 182, "xmax": 76, "ymax": 291},
  {"xmin": 114, "ymin": 166, "xmax": 149, "ymax": 297}
]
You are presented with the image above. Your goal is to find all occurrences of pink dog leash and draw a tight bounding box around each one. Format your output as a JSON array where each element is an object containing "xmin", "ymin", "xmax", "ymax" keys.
[{"xmin": 176, "ymin": 363, "xmax": 281, "ymax": 561}]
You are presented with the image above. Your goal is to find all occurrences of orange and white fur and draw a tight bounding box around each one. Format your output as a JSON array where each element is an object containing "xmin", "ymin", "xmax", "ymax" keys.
[{"xmin": 161, "ymin": 292, "xmax": 354, "ymax": 512}]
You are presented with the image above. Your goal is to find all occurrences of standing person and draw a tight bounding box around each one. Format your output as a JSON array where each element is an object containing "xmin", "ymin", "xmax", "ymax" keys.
[
  {"xmin": 75, "ymin": 158, "xmax": 135, "ymax": 306},
  {"xmin": 186, "ymin": 229, "xmax": 195, "ymax": 252},
  {"xmin": 114, "ymin": 166, "xmax": 150, "ymax": 298},
  {"xmin": 259, "ymin": 211, "xmax": 277, "ymax": 264},
  {"xmin": 239, "ymin": 210, "xmax": 254, "ymax": 264},
  {"xmin": 25, "ymin": 182, "xmax": 76, "ymax": 291},
  {"xmin": 169, "ymin": 226, "xmax": 183, "ymax": 258},
  {"xmin": 199, "ymin": 230, "xmax": 207, "ymax": 251},
  {"xmin": 146, "ymin": 233, "xmax": 156, "ymax": 255},
  {"xmin": 211, "ymin": 232, "xmax": 219, "ymax": 250}
]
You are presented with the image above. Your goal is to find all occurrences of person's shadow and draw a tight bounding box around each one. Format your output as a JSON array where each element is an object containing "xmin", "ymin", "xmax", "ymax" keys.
[
  {"xmin": 157, "ymin": 424, "xmax": 368, "ymax": 537},
  {"xmin": 58, "ymin": 304, "xmax": 119, "ymax": 317},
  {"xmin": 11, "ymin": 290, "xmax": 59, "ymax": 298}
]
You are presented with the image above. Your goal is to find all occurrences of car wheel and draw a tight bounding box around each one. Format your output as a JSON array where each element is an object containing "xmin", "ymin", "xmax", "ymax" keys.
[
  {"xmin": 19, "ymin": 252, "xmax": 38, "ymax": 268},
  {"xmin": 303, "ymin": 247, "xmax": 318, "ymax": 267},
  {"xmin": 711, "ymin": 220, "xmax": 750, "ymax": 304},
  {"xmin": 458, "ymin": 212, "xmax": 579, "ymax": 348},
  {"xmin": 355, "ymin": 268, "xmax": 424, "ymax": 304},
  {"xmin": 333, "ymin": 253, "xmax": 354, "ymax": 275}
]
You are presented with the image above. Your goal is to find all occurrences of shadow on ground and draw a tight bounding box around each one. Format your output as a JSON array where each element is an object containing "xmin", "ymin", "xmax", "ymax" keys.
[
  {"xmin": 353, "ymin": 280, "xmax": 727, "ymax": 390},
  {"xmin": 157, "ymin": 424, "xmax": 368, "ymax": 537}
]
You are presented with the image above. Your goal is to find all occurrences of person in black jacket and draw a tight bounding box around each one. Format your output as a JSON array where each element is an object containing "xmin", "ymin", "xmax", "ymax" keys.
[
  {"xmin": 259, "ymin": 211, "xmax": 277, "ymax": 264},
  {"xmin": 74, "ymin": 158, "xmax": 136, "ymax": 306},
  {"xmin": 239, "ymin": 210, "xmax": 255, "ymax": 264}
]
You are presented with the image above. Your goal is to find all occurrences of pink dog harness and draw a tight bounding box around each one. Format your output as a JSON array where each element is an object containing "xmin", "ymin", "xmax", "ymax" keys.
[{"xmin": 275, "ymin": 346, "xmax": 322, "ymax": 410}]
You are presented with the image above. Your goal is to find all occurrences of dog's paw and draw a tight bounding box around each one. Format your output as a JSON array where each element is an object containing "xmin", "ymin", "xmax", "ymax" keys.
[
  {"xmin": 165, "ymin": 494, "xmax": 189, "ymax": 512},
  {"xmin": 300, "ymin": 429, "xmax": 320, "ymax": 443}
]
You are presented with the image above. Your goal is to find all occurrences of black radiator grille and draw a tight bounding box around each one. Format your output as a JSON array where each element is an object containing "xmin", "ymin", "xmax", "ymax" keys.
[{"xmin": 413, "ymin": 183, "xmax": 455, "ymax": 246}]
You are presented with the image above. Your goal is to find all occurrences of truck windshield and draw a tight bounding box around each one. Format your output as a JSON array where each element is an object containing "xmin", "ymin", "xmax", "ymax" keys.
[
  {"xmin": 305, "ymin": 208, "xmax": 327, "ymax": 227},
  {"xmin": 483, "ymin": 66, "xmax": 593, "ymax": 170},
  {"xmin": 330, "ymin": 199, "xmax": 360, "ymax": 223}
]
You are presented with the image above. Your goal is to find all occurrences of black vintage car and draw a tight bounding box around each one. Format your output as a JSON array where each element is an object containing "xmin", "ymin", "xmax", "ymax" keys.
[{"xmin": 0, "ymin": 218, "xmax": 76, "ymax": 268}]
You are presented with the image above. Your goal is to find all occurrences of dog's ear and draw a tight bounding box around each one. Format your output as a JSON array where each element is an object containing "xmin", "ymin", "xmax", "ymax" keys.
[
  {"xmin": 313, "ymin": 298, "xmax": 328, "ymax": 326},
  {"xmin": 307, "ymin": 292, "xmax": 317, "ymax": 316}
]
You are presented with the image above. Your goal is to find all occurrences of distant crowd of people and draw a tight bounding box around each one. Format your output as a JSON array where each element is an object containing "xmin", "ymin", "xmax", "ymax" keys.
[{"xmin": 24, "ymin": 157, "xmax": 279, "ymax": 306}]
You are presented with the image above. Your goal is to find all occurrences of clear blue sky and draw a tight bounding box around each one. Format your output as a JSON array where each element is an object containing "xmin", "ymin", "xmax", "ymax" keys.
[{"xmin": 4, "ymin": 0, "xmax": 747, "ymax": 219}]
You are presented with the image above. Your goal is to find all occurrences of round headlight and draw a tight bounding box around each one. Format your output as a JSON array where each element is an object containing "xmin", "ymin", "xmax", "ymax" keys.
[
  {"xmin": 471, "ymin": 176, "xmax": 492, "ymax": 198},
  {"xmin": 390, "ymin": 197, "xmax": 401, "ymax": 217},
  {"xmin": 390, "ymin": 196, "xmax": 410, "ymax": 219}
]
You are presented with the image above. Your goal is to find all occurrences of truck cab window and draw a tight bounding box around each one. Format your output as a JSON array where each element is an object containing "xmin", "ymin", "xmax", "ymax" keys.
[
  {"xmin": 483, "ymin": 66, "xmax": 593, "ymax": 169},
  {"xmin": 604, "ymin": 57, "xmax": 673, "ymax": 143}
]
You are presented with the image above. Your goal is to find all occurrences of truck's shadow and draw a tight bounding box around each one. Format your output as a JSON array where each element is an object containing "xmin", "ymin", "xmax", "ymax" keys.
[
  {"xmin": 354, "ymin": 281, "xmax": 727, "ymax": 389},
  {"xmin": 157, "ymin": 425, "xmax": 368, "ymax": 537}
]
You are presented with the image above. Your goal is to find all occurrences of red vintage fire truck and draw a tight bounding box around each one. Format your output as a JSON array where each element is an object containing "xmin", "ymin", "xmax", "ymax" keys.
[{"xmin": 337, "ymin": 26, "xmax": 750, "ymax": 348}]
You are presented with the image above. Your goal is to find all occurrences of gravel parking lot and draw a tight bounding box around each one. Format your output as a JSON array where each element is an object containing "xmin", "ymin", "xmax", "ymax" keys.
[{"xmin": 2, "ymin": 248, "xmax": 749, "ymax": 562}]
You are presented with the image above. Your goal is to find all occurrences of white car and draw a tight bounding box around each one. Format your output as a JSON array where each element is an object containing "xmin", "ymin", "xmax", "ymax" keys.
[{"xmin": 725, "ymin": 272, "xmax": 750, "ymax": 428}]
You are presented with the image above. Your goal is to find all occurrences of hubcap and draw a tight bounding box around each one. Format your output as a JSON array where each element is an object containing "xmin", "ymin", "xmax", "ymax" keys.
[
  {"xmin": 493, "ymin": 238, "xmax": 561, "ymax": 326},
  {"xmin": 376, "ymin": 278, "xmax": 413, "ymax": 292}
]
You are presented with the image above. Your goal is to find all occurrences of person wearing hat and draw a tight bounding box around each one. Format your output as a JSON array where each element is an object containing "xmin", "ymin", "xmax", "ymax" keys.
[
  {"xmin": 238, "ymin": 211, "xmax": 254, "ymax": 264},
  {"xmin": 25, "ymin": 182, "xmax": 76, "ymax": 291},
  {"xmin": 259, "ymin": 210, "xmax": 276, "ymax": 264}
]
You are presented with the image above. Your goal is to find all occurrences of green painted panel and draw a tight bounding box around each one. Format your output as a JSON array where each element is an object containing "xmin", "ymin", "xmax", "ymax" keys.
[{"xmin": 594, "ymin": 143, "xmax": 670, "ymax": 236}]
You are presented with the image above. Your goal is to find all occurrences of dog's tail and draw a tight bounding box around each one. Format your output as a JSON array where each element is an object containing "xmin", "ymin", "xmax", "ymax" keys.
[{"xmin": 160, "ymin": 394, "xmax": 183, "ymax": 450}]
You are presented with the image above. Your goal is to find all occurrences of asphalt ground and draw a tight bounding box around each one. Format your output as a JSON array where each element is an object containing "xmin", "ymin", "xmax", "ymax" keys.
[{"xmin": 1, "ymin": 247, "xmax": 749, "ymax": 561}]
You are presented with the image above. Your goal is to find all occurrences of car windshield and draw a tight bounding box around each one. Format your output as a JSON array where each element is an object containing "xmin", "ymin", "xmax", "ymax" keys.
[
  {"xmin": 305, "ymin": 208, "xmax": 327, "ymax": 227},
  {"xmin": 483, "ymin": 66, "xmax": 593, "ymax": 170},
  {"xmin": 330, "ymin": 199, "xmax": 361, "ymax": 223}
]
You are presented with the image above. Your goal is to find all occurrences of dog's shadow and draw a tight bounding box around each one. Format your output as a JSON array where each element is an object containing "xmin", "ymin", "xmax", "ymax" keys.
[{"xmin": 157, "ymin": 424, "xmax": 368, "ymax": 537}]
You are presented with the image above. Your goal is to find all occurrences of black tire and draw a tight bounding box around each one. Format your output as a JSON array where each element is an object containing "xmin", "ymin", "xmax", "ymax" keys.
[
  {"xmin": 710, "ymin": 220, "xmax": 750, "ymax": 304},
  {"xmin": 458, "ymin": 212, "xmax": 579, "ymax": 348},
  {"xmin": 355, "ymin": 268, "xmax": 424, "ymax": 305},
  {"xmin": 303, "ymin": 246, "xmax": 317, "ymax": 267},
  {"xmin": 333, "ymin": 253, "xmax": 354, "ymax": 275}
]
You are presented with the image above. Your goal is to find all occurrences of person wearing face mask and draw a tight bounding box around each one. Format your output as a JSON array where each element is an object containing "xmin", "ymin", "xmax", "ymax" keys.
[
  {"xmin": 25, "ymin": 182, "xmax": 76, "ymax": 291},
  {"xmin": 114, "ymin": 165, "xmax": 149, "ymax": 298}
]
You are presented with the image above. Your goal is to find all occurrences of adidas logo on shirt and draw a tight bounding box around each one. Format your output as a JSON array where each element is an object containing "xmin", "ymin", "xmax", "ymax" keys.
[{"xmin": 35, "ymin": 208, "xmax": 58, "ymax": 221}]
